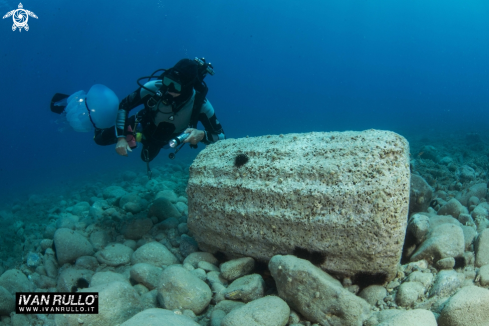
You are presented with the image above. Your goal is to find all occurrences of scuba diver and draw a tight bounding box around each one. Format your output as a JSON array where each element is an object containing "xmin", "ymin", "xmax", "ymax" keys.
[{"xmin": 51, "ymin": 57, "xmax": 225, "ymax": 178}]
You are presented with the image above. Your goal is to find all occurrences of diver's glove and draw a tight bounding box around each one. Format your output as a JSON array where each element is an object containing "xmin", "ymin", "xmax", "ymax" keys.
[
  {"xmin": 183, "ymin": 128, "xmax": 205, "ymax": 145},
  {"xmin": 115, "ymin": 138, "xmax": 132, "ymax": 156}
]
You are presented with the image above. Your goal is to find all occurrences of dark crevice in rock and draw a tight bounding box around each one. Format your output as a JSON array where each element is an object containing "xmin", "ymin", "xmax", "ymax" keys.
[
  {"xmin": 292, "ymin": 247, "xmax": 327, "ymax": 266},
  {"xmin": 401, "ymin": 230, "xmax": 416, "ymax": 265},
  {"xmin": 52, "ymin": 241, "xmax": 57, "ymax": 262},
  {"xmin": 213, "ymin": 251, "xmax": 228, "ymax": 264},
  {"xmin": 71, "ymin": 278, "xmax": 90, "ymax": 292},
  {"xmin": 353, "ymin": 271, "xmax": 388, "ymax": 290},
  {"xmin": 454, "ymin": 256, "xmax": 465, "ymax": 269}
]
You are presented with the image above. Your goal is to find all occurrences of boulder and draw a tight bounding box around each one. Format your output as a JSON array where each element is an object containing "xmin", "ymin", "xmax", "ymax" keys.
[
  {"xmin": 180, "ymin": 234, "xmax": 199, "ymax": 257},
  {"xmin": 269, "ymin": 255, "xmax": 370, "ymax": 326},
  {"xmin": 358, "ymin": 285, "xmax": 387, "ymax": 306},
  {"xmin": 119, "ymin": 193, "xmax": 144, "ymax": 213},
  {"xmin": 123, "ymin": 202, "xmax": 143, "ymax": 214},
  {"xmin": 0, "ymin": 286, "xmax": 14, "ymax": 315},
  {"xmin": 429, "ymin": 270, "xmax": 464, "ymax": 298},
  {"xmin": 214, "ymin": 300, "xmax": 246, "ymax": 313},
  {"xmin": 56, "ymin": 214, "xmax": 78, "ymax": 230},
  {"xmin": 437, "ymin": 198, "xmax": 468, "ymax": 218},
  {"xmin": 90, "ymin": 200, "xmax": 108, "ymax": 219},
  {"xmin": 457, "ymin": 165, "xmax": 476, "ymax": 182},
  {"xmin": 462, "ymin": 225, "xmax": 477, "ymax": 251},
  {"xmin": 95, "ymin": 243, "xmax": 133, "ymax": 266},
  {"xmin": 155, "ymin": 190, "xmax": 179, "ymax": 203},
  {"xmin": 131, "ymin": 242, "xmax": 179, "ymax": 267},
  {"xmin": 410, "ymin": 175, "xmax": 433, "ymax": 214},
  {"xmin": 223, "ymin": 274, "xmax": 265, "ymax": 302},
  {"xmin": 377, "ymin": 309, "xmax": 437, "ymax": 326},
  {"xmin": 188, "ymin": 130, "xmax": 410, "ymax": 281},
  {"xmin": 176, "ymin": 202, "xmax": 189, "ymax": 215},
  {"xmin": 54, "ymin": 228, "xmax": 94, "ymax": 265},
  {"xmin": 121, "ymin": 218, "xmax": 153, "ymax": 240},
  {"xmin": 11, "ymin": 314, "xmax": 30, "ymax": 326},
  {"xmin": 221, "ymin": 296, "xmax": 290, "ymax": 326},
  {"xmin": 29, "ymin": 273, "xmax": 57, "ymax": 289},
  {"xmin": 197, "ymin": 261, "xmax": 219, "ymax": 272},
  {"xmin": 211, "ymin": 310, "xmax": 227, "ymax": 326},
  {"xmin": 55, "ymin": 281, "xmax": 143, "ymax": 326},
  {"xmin": 438, "ymin": 286, "xmax": 489, "ymax": 326},
  {"xmin": 148, "ymin": 197, "xmax": 181, "ymax": 221},
  {"xmin": 476, "ymin": 229, "xmax": 489, "ymax": 267},
  {"xmin": 435, "ymin": 257, "xmax": 455, "ymax": 270},
  {"xmin": 207, "ymin": 271, "xmax": 228, "ymax": 286},
  {"xmin": 57, "ymin": 268, "xmax": 94, "ymax": 292},
  {"xmin": 89, "ymin": 230, "xmax": 110, "ymax": 251},
  {"xmin": 178, "ymin": 223, "xmax": 189, "ymax": 234},
  {"xmin": 220, "ymin": 257, "xmax": 255, "ymax": 281},
  {"xmin": 140, "ymin": 290, "xmax": 158, "ymax": 310},
  {"xmin": 395, "ymin": 282, "xmax": 425, "ymax": 307},
  {"xmin": 407, "ymin": 271, "xmax": 433, "ymax": 288},
  {"xmin": 70, "ymin": 202, "xmax": 90, "ymax": 216},
  {"xmin": 0, "ymin": 269, "xmax": 33, "ymax": 294},
  {"xmin": 478, "ymin": 264, "xmax": 489, "ymax": 287},
  {"xmin": 456, "ymin": 183, "xmax": 487, "ymax": 207},
  {"xmin": 43, "ymin": 253, "xmax": 58, "ymax": 278},
  {"xmin": 102, "ymin": 186, "xmax": 127, "ymax": 205},
  {"xmin": 410, "ymin": 223, "xmax": 464, "ymax": 263},
  {"xmin": 121, "ymin": 308, "xmax": 199, "ymax": 326},
  {"xmin": 75, "ymin": 256, "xmax": 99, "ymax": 271},
  {"xmin": 407, "ymin": 213, "xmax": 430, "ymax": 244},
  {"xmin": 157, "ymin": 265, "xmax": 212, "ymax": 315},
  {"xmin": 471, "ymin": 202, "xmax": 489, "ymax": 220},
  {"xmin": 156, "ymin": 217, "xmax": 180, "ymax": 230},
  {"xmin": 130, "ymin": 263, "xmax": 163, "ymax": 290},
  {"xmin": 90, "ymin": 271, "xmax": 129, "ymax": 287},
  {"xmin": 183, "ymin": 252, "xmax": 218, "ymax": 268}
]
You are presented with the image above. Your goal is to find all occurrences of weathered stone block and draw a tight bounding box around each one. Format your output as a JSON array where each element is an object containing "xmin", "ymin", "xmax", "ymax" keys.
[{"xmin": 187, "ymin": 130, "xmax": 410, "ymax": 281}]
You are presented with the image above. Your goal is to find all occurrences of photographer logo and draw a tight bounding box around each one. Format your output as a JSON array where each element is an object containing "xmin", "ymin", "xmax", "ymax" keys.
[{"xmin": 3, "ymin": 3, "xmax": 37, "ymax": 32}]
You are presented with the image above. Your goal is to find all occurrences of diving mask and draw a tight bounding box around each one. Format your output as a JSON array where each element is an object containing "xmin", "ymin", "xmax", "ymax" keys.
[{"xmin": 163, "ymin": 76, "xmax": 182, "ymax": 92}]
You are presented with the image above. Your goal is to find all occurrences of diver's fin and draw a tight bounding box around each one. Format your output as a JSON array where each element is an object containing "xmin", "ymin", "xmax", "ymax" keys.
[{"xmin": 50, "ymin": 93, "xmax": 70, "ymax": 114}]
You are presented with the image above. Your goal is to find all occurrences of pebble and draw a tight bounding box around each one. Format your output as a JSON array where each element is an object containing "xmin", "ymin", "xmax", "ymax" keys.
[
  {"xmin": 435, "ymin": 257, "xmax": 455, "ymax": 270},
  {"xmin": 183, "ymin": 252, "xmax": 219, "ymax": 268},
  {"xmin": 479, "ymin": 264, "xmax": 489, "ymax": 286},
  {"xmin": 224, "ymin": 274, "xmax": 265, "ymax": 303},
  {"xmin": 198, "ymin": 261, "xmax": 220, "ymax": 272},
  {"xmin": 220, "ymin": 257, "xmax": 255, "ymax": 281}
]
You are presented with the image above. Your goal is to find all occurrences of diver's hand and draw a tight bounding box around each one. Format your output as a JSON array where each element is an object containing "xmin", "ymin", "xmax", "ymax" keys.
[
  {"xmin": 183, "ymin": 128, "xmax": 205, "ymax": 145},
  {"xmin": 116, "ymin": 138, "xmax": 132, "ymax": 156}
]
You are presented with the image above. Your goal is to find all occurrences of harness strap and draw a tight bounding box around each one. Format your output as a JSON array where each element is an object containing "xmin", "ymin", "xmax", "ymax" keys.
[
  {"xmin": 84, "ymin": 99, "xmax": 97, "ymax": 128},
  {"xmin": 189, "ymin": 89, "xmax": 207, "ymax": 129},
  {"xmin": 142, "ymin": 148, "xmax": 152, "ymax": 180}
]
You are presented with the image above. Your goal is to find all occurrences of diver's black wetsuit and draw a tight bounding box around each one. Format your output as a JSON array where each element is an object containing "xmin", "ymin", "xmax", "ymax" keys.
[{"xmin": 94, "ymin": 80, "xmax": 225, "ymax": 162}]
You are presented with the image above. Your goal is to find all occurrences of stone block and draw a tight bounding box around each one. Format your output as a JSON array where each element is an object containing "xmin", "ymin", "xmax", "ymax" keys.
[{"xmin": 187, "ymin": 130, "xmax": 410, "ymax": 281}]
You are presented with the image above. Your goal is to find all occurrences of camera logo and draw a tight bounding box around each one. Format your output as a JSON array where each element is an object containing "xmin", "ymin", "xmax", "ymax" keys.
[{"xmin": 3, "ymin": 3, "xmax": 37, "ymax": 32}]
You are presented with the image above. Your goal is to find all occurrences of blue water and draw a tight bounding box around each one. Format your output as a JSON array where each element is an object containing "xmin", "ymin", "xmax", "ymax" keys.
[{"xmin": 1, "ymin": 0, "xmax": 489, "ymax": 201}]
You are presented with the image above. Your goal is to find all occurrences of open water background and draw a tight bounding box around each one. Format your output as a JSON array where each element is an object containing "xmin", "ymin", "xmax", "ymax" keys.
[{"xmin": 0, "ymin": 0, "xmax": 488, "ymax": 202}]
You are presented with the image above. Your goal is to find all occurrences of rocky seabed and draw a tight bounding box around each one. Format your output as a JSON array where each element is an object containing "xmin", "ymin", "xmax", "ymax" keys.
[{"xmin": 1, "ymin": 134, "xmax": 489, "ymax": 326}]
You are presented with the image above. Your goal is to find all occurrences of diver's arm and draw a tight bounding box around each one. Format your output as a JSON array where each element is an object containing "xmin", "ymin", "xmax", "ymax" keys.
[
  {"xmin": 115, "ymin": 89, "xmax": 144, "ymax": 137},
  {"xmin": 114, "ymin": 89, "xmax": 145, "ymax": 156},
  {"xmin": 197, "ymin": 100, "xmax": 225, "ymax": 145}
]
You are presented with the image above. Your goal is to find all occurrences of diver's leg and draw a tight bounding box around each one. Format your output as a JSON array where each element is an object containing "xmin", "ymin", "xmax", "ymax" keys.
[
  {"xmin": 140, "ymin": 143, "xmax": 161, "ymax": 162},
  {"xmin": 93, "ymin": 127, "xmax": 117, "ymax": 146},
  {"xmin": 94, "ymin": 116, "xmax": 135, "ymax": 146}
]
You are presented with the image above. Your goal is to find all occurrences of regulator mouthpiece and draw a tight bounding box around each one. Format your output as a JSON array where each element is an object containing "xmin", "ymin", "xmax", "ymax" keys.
[{"xmin": 169, "ymin": 133, "xmax": 189, "ymax": 148}]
